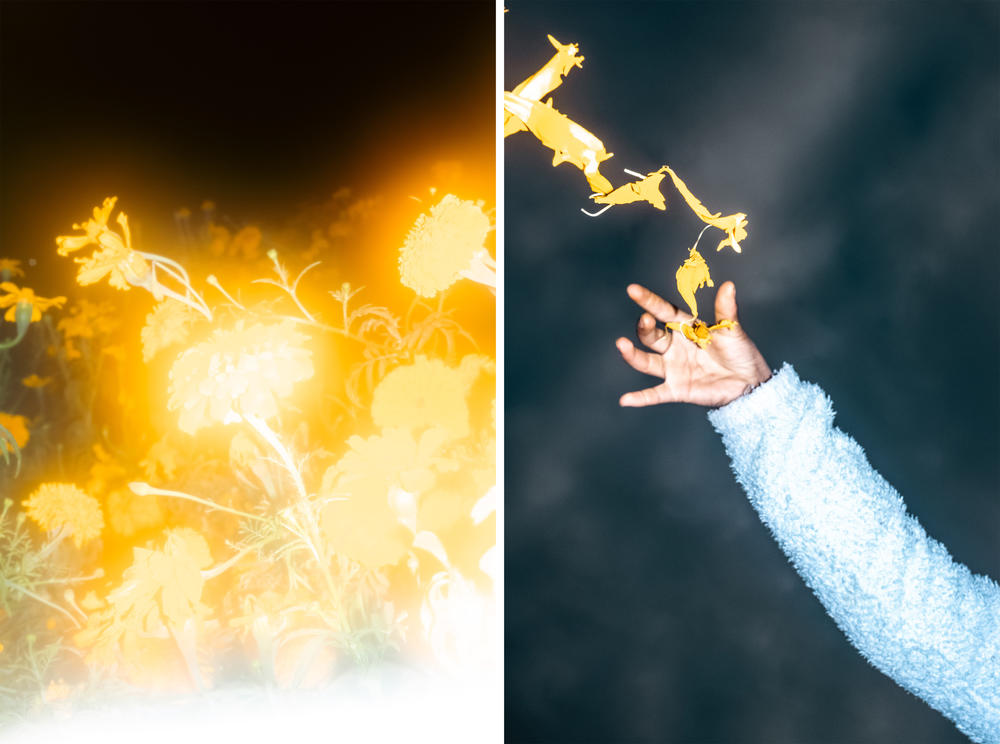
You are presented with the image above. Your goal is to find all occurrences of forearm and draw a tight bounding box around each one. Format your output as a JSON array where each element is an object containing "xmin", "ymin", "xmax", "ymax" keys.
[{"xmin": 707, "ymin": 364, "xmax": 1000, "ymax": 744}]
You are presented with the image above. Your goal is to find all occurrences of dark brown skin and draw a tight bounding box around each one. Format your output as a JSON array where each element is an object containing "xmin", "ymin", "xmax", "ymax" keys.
[{"xmin": 616, "ymin": 281, "xmax": 772, "ymax": 408}]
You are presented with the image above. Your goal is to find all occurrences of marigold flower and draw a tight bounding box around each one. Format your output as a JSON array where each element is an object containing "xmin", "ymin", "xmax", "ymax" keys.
[
  {"xmin": 73, "ymin": 527, "xmax": 213, "ymax": 673},
  {"xmin": 21, "ymin": 374, "xmax": 52, "ymax": 388},
  {"xmin": 141, "ymin": 298, "xmax": 200, "ymax": 362},
  {"xmin": 0, "ymin": 412, "xmax": 29, "ymax": 453},
  {"xmin": 663, "ymin": 167, "xmax": 748, "ymax": 253},
  {"xmin": 23, "ymin": 483, "xmax": 103, "ymax": 547},
  {"xmin": 56, "ymin": 198, "xmax": 152, "ymax": 290},
  {"xmin": 320, "ymin": 427, "xmax": 455, "ymax": 568},
  {"xmin": 168, "ymin": 320, "xmax": 313, "ymax": 434},
  {"xmin": 371, "ymin": 355, "xmax": 491, "ymax": 441},
  {"xmin": 399, "ymin": 195, "xmax": 494, "ymax": 297},
  {"xmin": 0, "ymin": 283, "xmax": 66, "ymax": 323},
  {"xmin": 0, "ymin": 259, "xmax": 24, "ymax": 279}
]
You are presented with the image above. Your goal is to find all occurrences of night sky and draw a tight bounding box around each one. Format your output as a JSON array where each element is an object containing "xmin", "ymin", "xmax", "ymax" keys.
[{"xmin": 505, "ymin": 3, "xmax": 998, "ymax": 743}]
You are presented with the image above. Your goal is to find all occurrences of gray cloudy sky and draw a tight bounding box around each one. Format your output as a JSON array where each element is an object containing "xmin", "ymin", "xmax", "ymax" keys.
[{"xmin": 505, "ymin": 2, "xmax": 998, "ymax": 742}]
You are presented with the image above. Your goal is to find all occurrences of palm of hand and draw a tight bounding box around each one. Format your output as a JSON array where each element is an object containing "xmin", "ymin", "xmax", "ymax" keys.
[{"xmin": 617, "ymin": 282, "xmax": 771, "ymax": 408}]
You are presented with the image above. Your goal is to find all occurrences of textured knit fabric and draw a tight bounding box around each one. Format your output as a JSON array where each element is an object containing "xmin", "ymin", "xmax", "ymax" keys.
[{"xmin": 707, "ymin": 363, "xmax": 1000, "ymax": 743}]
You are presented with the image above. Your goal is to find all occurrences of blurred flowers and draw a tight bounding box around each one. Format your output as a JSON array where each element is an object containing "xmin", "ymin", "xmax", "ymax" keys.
[
  {"xmin": 0, "ymin": 259, "xmax": 24, "ymax": 280},
  {"xmin": 370, "ymin": 354, "xmax": 491, "ymax": 442},
  {"xmin": 0, "ymin": 283, "xmax": 66, "ymax": 323},
  {"xmin": 0, "ymin": 412, "xmax": 30, "ymax": 453},
  {"xmin": 320, "ymin": 427, "xmax": 455, "ymax": 568},
  {"xmin": 21, "ymin": 374, "xmax": 52, "ymax": 388},
  {"xmin": 23, "ymin": 483, "xmax": 103, "ymax": 548},
  {"xmin": 168, "ymin": 320, "xmax": 313, "ymax": 434},
  {"xmin": 141, "ymin": 298, "xmax": 201, "ymax": 362},
  {"xmin": 56, "ymin": 197, "xmax": 152, "ymax": 290},
  {"xmin": 399, "ymin": 194, "xmax": 495, "ymax": 297}
]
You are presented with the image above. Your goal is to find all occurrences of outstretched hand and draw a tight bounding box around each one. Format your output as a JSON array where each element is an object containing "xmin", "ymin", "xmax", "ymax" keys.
[{"xmin": 616, "ymin": 281, "xmax": 772, "ymax": 408}]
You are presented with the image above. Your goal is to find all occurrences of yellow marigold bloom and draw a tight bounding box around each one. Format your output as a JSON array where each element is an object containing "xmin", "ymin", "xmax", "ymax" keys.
[
  {"xmin": 0, "ymin": 283, "xmax": 66, "ymax": 323},
  {"xmin": 399, "ymin": 195, "xmax": 493, "ymax": 297},
  {"xmin": 320, "ymin": 427, "xmax": 454, "ymax": 568},
  {"xmin": 56, "ymin": 198, "xmax": 151, "ymax": 290},
  {"xmin": 140, "ymin": 437, "xmax": 181, "ymax": 482},
  {"xmin": 371, "ymin": 355, "xmax": 491, "ymax": 441},
  {"xmin": 55, "ymin": 197, "xmax": 117, "ymax": 255},
  {"xmin": 141, "ymin": 298, "xmax": 200, "ymax": 363},
  {"xmin": 73, "ymin": 528, "xmax": 213, "ymax": 673},
  {"xmin": 168, "ymin": 320, "xmax": 313, "ymax": 434},
  {"xmin": 0, "ymin": 412, "xmax": 29, "ymax": 453},
  {"xmin": 23, "ymin": 483, "xmax": 103, "ymax": 547},
  {"xmin": 0, "ymin": 259, "xmax": 24, "ymax": 278},
  {"xmin": 21, "ymin": 374, "xmax": 52, "ymax": 388},
  {"xmin": 59, "ymin": 300, "xmax": 119, "ymax": 338}
]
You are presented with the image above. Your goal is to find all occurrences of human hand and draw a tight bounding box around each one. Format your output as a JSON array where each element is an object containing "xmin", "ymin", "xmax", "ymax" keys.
[{"xmin": 616, "ymin": 281, "xmax": 772, "ymax": 408}]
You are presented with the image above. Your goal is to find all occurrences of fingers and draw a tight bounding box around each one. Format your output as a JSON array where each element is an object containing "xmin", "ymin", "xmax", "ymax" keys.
[
  {"xmin": 626, "ymin": 284, "xmax": 692, "ymax": 324},
  {"xmin": 714, "ymin": 281, "xmax": 740, "ymax": 325},
  {"xmin": 636, "ymin": 312, "xmax": 671, "ymax": 353},
  {"xmin": 619, "ymin": 384, "xmax": 673, "ymax": 407},
  {"xmin": 616, "ymin": 336, "xmax": 665, "ymax": 379}
]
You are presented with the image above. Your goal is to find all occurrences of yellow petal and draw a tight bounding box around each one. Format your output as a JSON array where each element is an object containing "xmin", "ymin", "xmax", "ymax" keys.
[
  {"xmin": 510, "ymin": 34, "xmax": 585, "ymax": 102},
  {"xmin": 504, "ymin": 92, "xmax": 614, "ymax": 194},
  {"xmin": 591, "ymin": 167, "xmax": 668, "ymax": 210},
  {"xmin": 674, "ymin": 247, "xmax": 713, "ymax": 319},
  {"xmin": 664, "ymin": 167, "xmax": 747, "ymax": 253}
]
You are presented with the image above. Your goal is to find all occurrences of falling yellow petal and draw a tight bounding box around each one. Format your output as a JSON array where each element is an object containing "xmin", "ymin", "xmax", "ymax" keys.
[
  {"xmin": 591, "ymin": 167, "xmax": 668, "ymax": 210},
  {"xmin": 674, "ymin": 247, "xmax": 713, "ymax": 319},
  {"xmin": 663, "ymin": 166, "xmax": 747, "ymax": 253},
  {"xmin": 666, "ymin": 319, "xmax": 739, "ymax": 349},
  {"xmin": 505, "ymin": 34, "xmax": 586, "ymax": 137},
  {"xmin": 504, "ymin": 92, "xmax": 614, "ymax": 194}
]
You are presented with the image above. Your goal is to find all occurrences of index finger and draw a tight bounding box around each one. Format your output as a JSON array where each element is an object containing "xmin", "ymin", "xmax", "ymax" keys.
[{"xmin": 626, "ymin": 284, "xmax": 692, "ymax": 324}]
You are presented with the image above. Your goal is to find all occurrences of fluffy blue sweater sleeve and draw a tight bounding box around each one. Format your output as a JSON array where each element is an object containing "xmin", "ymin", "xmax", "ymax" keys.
[{"xmin": 706, "ymin": 363, "xmax": 1000, "ymax": 743}]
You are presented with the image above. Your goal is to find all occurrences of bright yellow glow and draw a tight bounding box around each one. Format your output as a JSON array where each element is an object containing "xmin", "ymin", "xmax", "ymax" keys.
[
  {"xmin": 141, "ymin": 298, "xmax": 201, "ymax": 363},
  {"xmin": 167, "ymin": 320, "xmax": 314, "ymax": 434}
]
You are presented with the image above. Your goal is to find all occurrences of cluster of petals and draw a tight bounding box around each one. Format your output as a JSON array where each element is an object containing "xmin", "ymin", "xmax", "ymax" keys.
[
  {"xmin": 23, "ymin": 482, "xmax": 103, "ymax": 547},
  {"xmin": 399, "ymin": 195, "xmax": 493, "ymax": 297},
  {"xmin": 168, "ymin": 320, "xmax": 313, "ymax": 434}
]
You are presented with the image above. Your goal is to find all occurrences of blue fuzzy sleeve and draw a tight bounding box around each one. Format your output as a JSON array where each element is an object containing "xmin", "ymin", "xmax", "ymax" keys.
[{"xmin": 707, "ymin": 364, "xmax": 1000, "ymax": 743}]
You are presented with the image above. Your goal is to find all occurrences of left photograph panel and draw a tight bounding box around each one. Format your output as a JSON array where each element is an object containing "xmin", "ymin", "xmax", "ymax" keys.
[{"xmin": 0, "ymin": 1, "xmax": 497, "ymax": 739}]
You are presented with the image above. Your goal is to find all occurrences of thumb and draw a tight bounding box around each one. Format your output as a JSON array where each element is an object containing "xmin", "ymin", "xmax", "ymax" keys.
[{"xmin": 714, "ymin": 281, "xmax": 740, "ymax": 325}]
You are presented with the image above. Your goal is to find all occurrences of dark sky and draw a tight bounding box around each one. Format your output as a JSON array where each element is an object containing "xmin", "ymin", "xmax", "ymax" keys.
[
  {"xmin": 505, "ymin": 2, "xmax": 998, "ymax": 743},
  {"xmin": 0, "ymin": 0, "xmax": 494, "ymax": 296}
]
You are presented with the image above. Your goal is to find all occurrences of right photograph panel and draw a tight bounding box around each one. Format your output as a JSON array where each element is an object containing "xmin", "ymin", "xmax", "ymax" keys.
[{"xmin": 504, "ymin": 3, "xmax": 1000, "ymax": 743}]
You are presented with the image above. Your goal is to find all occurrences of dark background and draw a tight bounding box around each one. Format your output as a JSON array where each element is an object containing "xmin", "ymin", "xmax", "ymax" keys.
[
  {"xmin": 0, "ymin": 0, "xmax": 494, "ymax": 302},
  {"xmin": 506, "ymin": 2, "xmax": 998, "ymax": 743}
]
